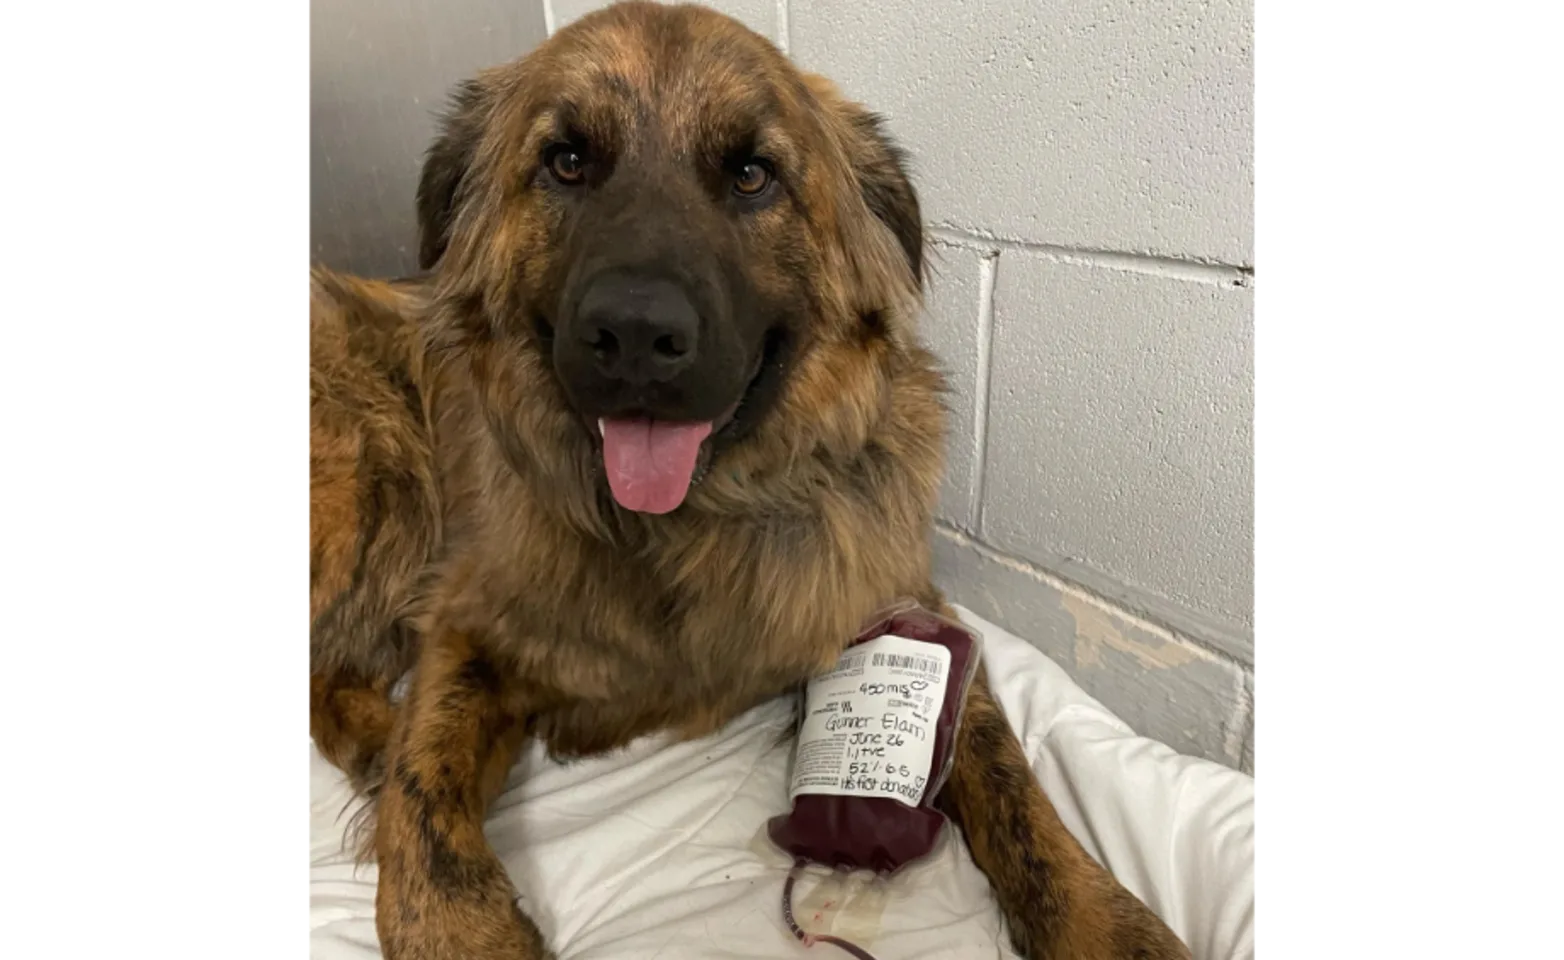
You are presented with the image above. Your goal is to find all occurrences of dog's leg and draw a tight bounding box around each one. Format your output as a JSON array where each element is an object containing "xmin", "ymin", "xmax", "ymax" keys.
[
  {"xmin": 311, "ymin": 670, "xmax": 397, "ymax": 796},
  {"xmin": 373, "ymin": 629, "xmax": 545, "ymax": 960},
  {"xmin": 938, "ymin": 666, "xmax": 1190, "ymax": 960}
]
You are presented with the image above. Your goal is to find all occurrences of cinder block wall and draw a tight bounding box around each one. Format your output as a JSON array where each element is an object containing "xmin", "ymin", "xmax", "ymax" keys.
[
  {"xmin": 552, "ymin": 0, "xmax": 1255, "ymax": 771},
  {"xmin": 313, "ymin": 0, "xmax": 1255, "ymax": 771}
]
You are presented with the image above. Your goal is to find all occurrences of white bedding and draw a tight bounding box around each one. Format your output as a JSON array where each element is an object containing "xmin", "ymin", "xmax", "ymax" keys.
[{"xmin": 310, "ymin": 607, "xmax": 1254, "ymax": 960}]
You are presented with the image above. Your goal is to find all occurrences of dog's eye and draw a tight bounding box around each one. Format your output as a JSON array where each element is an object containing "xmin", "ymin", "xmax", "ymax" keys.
[
  {"xmin": 733, "ymin": 159, "xmax": 773, "ymax": 197},
  {"xmin": 546, "ymin": 146, "xmax": 587, "ymax": 185}
]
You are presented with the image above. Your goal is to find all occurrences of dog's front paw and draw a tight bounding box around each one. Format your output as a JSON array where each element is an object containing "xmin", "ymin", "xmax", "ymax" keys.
[
  {"xmin": 1100, "ymin": 886, "xmax": 1191, "ymax": 960},
  {"xmin": 1082, "ymin": 888, "xmax": 1188, "ymax": 960},
  {"xmin": 1008, "ymin": 880, "xmax": 1191, "ymax": 960},
  {"xmin": 375, "ymin": 853, "xmax": 553, "ymax": 960}
]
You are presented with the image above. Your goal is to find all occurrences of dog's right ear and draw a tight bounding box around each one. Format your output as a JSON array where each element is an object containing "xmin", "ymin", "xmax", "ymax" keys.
[{"xmin": 416, "ymin": 80, "xmax": 487, "ymax": 271}]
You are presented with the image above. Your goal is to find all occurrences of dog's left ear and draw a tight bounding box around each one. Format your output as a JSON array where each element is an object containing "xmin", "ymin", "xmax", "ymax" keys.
[
  {"xmin": 842, "ymin": 109, "xmax": 925, "ymax": 291},
  {"xmin": 803, "ymin": 73, "xmax": 926, "ymax": 317}
]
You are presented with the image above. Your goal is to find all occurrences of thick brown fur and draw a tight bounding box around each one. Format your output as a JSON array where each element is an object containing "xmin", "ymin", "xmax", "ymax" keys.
[{"xmin": 309, "ymin": 4, "xmax": 1190, "ymax": 958}]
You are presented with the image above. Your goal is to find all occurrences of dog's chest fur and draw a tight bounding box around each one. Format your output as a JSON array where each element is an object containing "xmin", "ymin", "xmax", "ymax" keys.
[{"xmin": 416, "ymin": 370, "xmax": 942, "ymax": 758}]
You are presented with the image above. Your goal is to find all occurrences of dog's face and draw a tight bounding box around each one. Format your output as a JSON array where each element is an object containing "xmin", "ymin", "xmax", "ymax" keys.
[{"xmin": 418, "ymin": 2, "xmax": 926, "ymax": 518}]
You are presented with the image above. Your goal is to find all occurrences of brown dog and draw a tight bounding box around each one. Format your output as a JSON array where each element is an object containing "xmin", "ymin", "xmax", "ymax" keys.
[{"xmin": 310, "ymin": 3, "xmax": 1191, "ymax": 958}]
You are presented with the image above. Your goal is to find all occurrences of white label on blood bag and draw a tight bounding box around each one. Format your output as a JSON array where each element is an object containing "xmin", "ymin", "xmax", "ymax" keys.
[{"xmin": 788, "ymin": 634, "xmax": 952, "ymax": 807}]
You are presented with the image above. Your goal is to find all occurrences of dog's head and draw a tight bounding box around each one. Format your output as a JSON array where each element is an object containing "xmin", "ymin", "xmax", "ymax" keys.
[{"xmin": 419, "ymin": 1, "xmax": 931, "ymax": 520}]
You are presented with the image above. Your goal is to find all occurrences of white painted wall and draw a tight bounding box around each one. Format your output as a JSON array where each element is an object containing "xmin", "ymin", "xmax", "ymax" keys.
[
  {"xmin": 312, "ymin": 0, "xmax": 550, "ymax": 278},
  {"xmin": 313, "ymin": 0, "xmax": 1255, "ymax": 770}
]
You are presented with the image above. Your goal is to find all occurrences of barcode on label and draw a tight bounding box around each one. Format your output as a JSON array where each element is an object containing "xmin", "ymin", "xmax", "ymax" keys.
[
  {"xmin": 837, "ymin": 654, "xmax": 868, "ymax": 672},
  {"xmin": 871, "ymin": 652, "xmax": 942, "ymax": 676}
]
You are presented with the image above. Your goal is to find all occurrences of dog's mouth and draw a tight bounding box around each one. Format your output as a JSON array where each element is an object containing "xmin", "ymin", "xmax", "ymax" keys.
[
  {"xmin": 594, "ymin": 414, "xmax": 719, "ymax": 514},
  {"xmin": 588, "ymin": 331, "xmax": 783, "ymax": 515}
]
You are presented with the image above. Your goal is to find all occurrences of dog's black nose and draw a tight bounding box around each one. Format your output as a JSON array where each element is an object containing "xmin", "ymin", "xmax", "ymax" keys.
[{"xmin": 576, "ymin": 272, "xmax": 699, "ymax": 384}]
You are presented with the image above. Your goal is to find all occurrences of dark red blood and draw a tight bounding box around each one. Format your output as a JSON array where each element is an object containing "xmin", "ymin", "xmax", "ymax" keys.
[{"xmin": 768, "ymin": 604, "xmax": 979, "ymax": 875}]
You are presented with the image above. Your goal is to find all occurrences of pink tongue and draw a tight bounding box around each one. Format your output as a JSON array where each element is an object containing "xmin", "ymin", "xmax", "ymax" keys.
[{"xmin": 600, "ymin": 418, "xmax": 714, "ymax": 514}]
